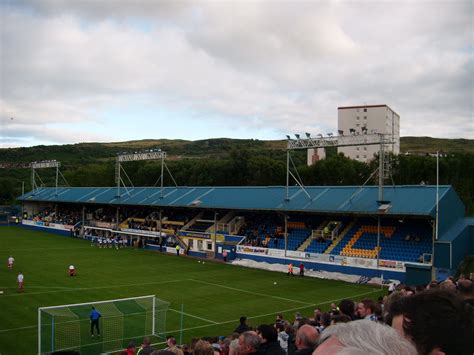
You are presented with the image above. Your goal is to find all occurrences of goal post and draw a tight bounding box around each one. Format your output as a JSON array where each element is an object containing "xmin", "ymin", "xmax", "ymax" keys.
[{"xmin": 38, "ymin": 295, "xmax": 169, "ymax": 355}]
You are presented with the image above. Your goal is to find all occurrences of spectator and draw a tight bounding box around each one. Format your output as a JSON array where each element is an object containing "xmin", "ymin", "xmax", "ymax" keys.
[
  {"xmin": 229, "ymin": 333, "xmax": 241, "ymax": 355},
  {"xmin": 125, "ymin": 341, "xmax": 136, "ymax": 355},
  {"xmin": 390, "ymin": 289, "xmax": 474, "ymax": 355},
  {"xmin": 439, "ymin": 279, "xmax": 456, "ymax": 291},
  {"xmin": 293, "ymin": 312, "xmax": 302, "ymax": 328},
  {"xmin": 457, "ymin": 279, "xmax": 474, "ymax": 306},
  {"xmin": 194, "ymin": 340, "xmax": 214, "ymax": 355},
  {"xmin": 284, "ymin": 324, "xmax": 296, "ymax": 355},
  {"xmin": 356, "ymin": 299, "xmax": 377, "ymax": 321},
  {"xmin": 338, "ymin": 299, "xmax": 355, "ymax": 320},
  {"xmin": 238, "ymin": 331, "xmax": 261, "ymax": 355},
  {"xmin": 275, "ymin": 322, "xmax": 288, "ymax": 353},
  {"xmin": 294, "ymin": 324, "xmax": 318, "ymax": 355},
  {"xmin": 137, "ymin": 337, "xmax": 155, "ymax": 355},
  {"xmin": 329, "ymin": 315, "xmax": 351, "ymax": 325},
  {"xmin": 383, "ymin": 291, "xmax": 404, "ymax": 325},
  {"xmin": 234, "ymin": 316, "xmax": 251, "ymax": 334},
  {"xmin": 313, "ymin": 319, "xmax": 417, "ymax": 355},
  {"xmin": 165, "ymin": 337, "xmax": 184, "ymax": 355},
  {"xmin": 317, "ymin": 313, "xmax": 331, "ymax": 333},
  {"xmin": 257, "ymin": 324, "xmax": 285, "ymax": 355}
]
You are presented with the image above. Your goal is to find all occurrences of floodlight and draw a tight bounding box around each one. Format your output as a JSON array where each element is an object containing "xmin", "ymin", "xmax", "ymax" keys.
[
  {"xmin": 338, "ymin": 130, "xmax": 344, "ymax": 135},
  {"xmin": 295, "ymin": 134, "xmax": 300, "ymax": 139},
  {"xmin": 286, "ymin": 135, "xmax": 291, "ymax": 140},
  {"xmin": 349, "ymin": 128, "xmax": 356, "ymax": 134},
  {"xmin": 305, "ymin": 132, "xmax": 311, "ymax": 138},
  {"xmin": 378, "ymin": 204, "xmax": 391, "ymax": 213},
  {"xmin": 327, "ymin": 133, "xmax": 333, "ymax": 137}
]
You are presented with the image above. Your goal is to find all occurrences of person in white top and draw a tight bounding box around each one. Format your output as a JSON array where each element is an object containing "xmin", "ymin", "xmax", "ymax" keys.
[
  {"xmin": 68, "ymin": 265, "xmax": 76, "ymax": 276},
  {"xmin": 17, "ymin": 272, "xmax": 24, "ymax": 292},
  {"xmin": 7, "ymin": 256, "xmax": 14, "ymax": 269}
]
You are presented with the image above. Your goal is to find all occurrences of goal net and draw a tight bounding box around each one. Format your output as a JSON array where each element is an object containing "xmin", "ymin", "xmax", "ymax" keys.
[{"xmin": 38, "ymin": 295, "xmax": 169, "ymax": 354}]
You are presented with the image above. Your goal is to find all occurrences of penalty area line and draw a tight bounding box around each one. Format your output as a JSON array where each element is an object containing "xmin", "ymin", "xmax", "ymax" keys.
[{"xmin": 0, "ymin": 278, "xmax": 191, "ymax": 298}]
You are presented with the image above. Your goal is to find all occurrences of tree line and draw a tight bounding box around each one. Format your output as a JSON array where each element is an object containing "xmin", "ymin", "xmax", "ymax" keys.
[{"xmin": 0, "ymin": 148, "xmax": 473, "ymax": 215}]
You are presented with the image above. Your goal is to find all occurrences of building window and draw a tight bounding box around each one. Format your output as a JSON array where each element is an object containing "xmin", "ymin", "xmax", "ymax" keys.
[
  {"xmin": 363, "ymin": 108, "xmax": 367, "ymax": 112},
  {"xmin": 356, "ymin": 155, "xmax": 360, "ymax": 159},
  {"xmin": 356, "ymin": 123, "xmax": 360, "ymax": 127},
  {"xmin": 364, "ymin": 147, "xmax": 367, "ymax": 151},
  {"xmin": 364, "ymin": 116, "xmax": 367, "ymax": 120},
  {"xmin": 207, "ymin": 242, "xmax": 212, "ymax": 250},
  {"xmin": 356, "ymin": 147, "xmax": 360, "ymax": 151},
  {"xmin": 356, "ymin": 116, "xmax": 360, "ymax": 120}
]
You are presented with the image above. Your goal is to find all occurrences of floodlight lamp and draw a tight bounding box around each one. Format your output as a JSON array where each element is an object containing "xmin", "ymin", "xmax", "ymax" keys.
[
  {"xmin": 295, "ymin": 134, "xmax": 300, "ymax": 139},
  {"xmin": 327, "ymin": 133, "xmax": 333, "ymax": 137},
  {"xmin": 305, "ymin": 132, "xmax": 311, "ymax": 138},
  {"xmin": 338, "ymin": 130, "xmax": 344, "ymax": 135},
  {"xmin": 286, "ymin": 135, "xmax": 291, "ymax": 140},
  {"xmin": 349, "ymin": 128, "xmax": 356, "ymax": 134}
]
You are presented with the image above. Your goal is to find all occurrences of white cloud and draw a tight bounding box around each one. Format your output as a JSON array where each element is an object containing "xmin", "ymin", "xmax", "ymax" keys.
[{"xmin": 0, "ymin": 0, "xmax": 472, "ymax": 148}]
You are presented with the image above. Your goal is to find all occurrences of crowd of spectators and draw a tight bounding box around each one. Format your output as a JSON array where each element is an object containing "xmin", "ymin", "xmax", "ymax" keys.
[
  {"xmin": 31, "ymin": 207, "xmax": 80, "ymax": 225},
  {"xmin": 118, "ymin": 274, "xmax": 473, "ymax": 355}
]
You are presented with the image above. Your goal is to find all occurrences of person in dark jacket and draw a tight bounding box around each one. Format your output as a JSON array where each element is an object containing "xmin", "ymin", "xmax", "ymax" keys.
[
  {"xmin": 257, "ymin": 324, "xmax": 285, "ymax": 355},
  {"xmin": 234, "ymin": 316, "xmax": 252, "ymax": 334}
]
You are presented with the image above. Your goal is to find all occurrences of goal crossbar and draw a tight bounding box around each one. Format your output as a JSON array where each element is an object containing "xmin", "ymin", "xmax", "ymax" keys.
[{"xmin": 38, "ymin": 294, "xmax": 156, "ymax": 311}]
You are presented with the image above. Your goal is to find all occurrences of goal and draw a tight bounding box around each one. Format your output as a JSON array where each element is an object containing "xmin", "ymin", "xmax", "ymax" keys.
[{"xmin": 38, "ymin": 295, "xmax": 169, "ymax": 354}]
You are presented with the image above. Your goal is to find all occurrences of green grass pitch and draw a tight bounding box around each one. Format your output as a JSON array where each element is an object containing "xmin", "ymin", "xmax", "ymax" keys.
[{"xmin": 0, "ymin": 227, "xmax": 385, "ymax": 354}]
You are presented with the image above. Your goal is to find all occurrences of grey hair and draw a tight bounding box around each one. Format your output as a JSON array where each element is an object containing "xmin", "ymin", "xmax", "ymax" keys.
[
  {"xmin": 318, "ymin": 319, "xmax": 417, "ymax": 355},
  {"xmin": 240, "ymin": 331, "xmax": 261, "ymax": 352}
]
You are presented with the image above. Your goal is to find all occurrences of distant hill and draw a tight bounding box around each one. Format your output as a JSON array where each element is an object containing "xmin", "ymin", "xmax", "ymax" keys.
[
  {"xmin": 0, "ymin": 136, "xmax": 473, "ymax": 165},
  {"xmin": 400, "ymin": 137, "xmax": 474, "ymax": 154}
]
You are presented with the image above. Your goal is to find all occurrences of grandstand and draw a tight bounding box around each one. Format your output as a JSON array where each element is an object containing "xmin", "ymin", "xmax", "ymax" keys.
[{"xmin": 17, "ymin": 184, "xmax": 474, "ymax": 284}]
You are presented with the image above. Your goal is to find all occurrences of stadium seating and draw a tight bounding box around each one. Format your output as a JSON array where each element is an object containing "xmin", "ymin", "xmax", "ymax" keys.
[{"xmin": 330, "ymin": 219, "xmax": 433, "ymax": 262}]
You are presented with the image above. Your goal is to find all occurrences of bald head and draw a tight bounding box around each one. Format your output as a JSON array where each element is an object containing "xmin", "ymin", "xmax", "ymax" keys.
[{"xmin": 295, "ymin": 324, "xmax": 319, "ymax": 350}]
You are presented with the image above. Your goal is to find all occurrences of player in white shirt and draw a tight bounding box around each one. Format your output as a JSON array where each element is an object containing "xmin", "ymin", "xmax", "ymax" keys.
[
  {"xmin": 7, "ymin": 256, "xmax": 14, "ymax": 269},
  {"xmin": 68, "ymin": 265, "xmax": 76, "ymax": 276},
  {"xmin": 17, "ymin": 272, "xmax": 24, "ymax": 292}
]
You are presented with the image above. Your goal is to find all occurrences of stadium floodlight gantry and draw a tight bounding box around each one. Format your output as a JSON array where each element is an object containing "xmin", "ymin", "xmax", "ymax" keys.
[
  {"xmin": 285, "ymin": 133, "xmax": 394, "ymax": 202},
  {"xmin": 115, "ymin": 149, "xmax": 177, "ymax": 198},
  {"xmin": 38, "ymin": 294, "xmax": 169, "ymax": 355},
  {"xmin": 29, "ymin": 160, "xmax": 69, "ymax": 196}
]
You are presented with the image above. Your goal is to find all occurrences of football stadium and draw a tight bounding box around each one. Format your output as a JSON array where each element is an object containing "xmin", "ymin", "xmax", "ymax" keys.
[{"xmin": 1, "ymin": 140, "xmax": 473, "ymax": 355}]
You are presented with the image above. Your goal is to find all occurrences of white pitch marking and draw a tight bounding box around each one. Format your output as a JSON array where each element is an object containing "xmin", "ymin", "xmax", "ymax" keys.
[
  {"xmin": 189, "ymin": 279, "xmax": 313, "ymax": 305},
  {"xmin": 168, "ymin": 308, "xmax": 218, "ymax": 324}
]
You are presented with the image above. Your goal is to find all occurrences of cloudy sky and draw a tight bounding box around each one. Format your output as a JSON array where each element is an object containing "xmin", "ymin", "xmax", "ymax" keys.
[{"xmin": 0, "ymin": 0, "xmax": 472, "ymax": 148}]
